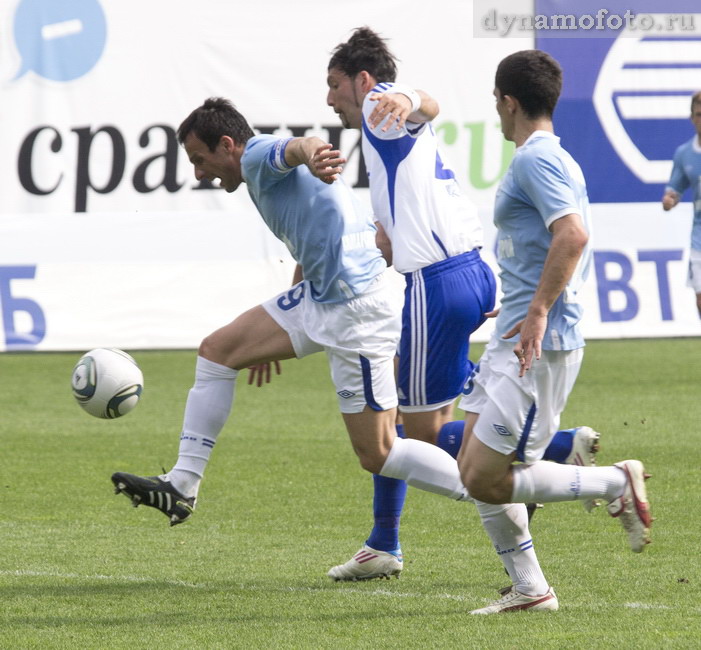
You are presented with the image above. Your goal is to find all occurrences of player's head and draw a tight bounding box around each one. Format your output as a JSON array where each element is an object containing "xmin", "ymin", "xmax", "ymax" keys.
[
  {"xmin": 178, "ymin": 97, "xmax": 254, "ymax": 151},
  {"xmin": 691, "ymin": 91, "xmax": 701, "ymax": 113},
  {"xmin": 494, "ymin": 50, "xmax": 562, "ymax": 139},
  {"xmin": 328, "ymin": 26, "xmax": 398, "ymax": 82},
  {"xmin": 690, "ymin": 91, "xmax": 701, "ymax": 136},
  {"xmin": 326, "ymin": 27, "xmax": 398, "ymax": 129},
  {"xmin": 178, "ymin": 97, "xmax": 254, "ymax": 193}
]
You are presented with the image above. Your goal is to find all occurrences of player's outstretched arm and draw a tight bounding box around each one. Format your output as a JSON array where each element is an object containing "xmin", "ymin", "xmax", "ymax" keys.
[
  {"xmin": 283, "ymin": 137, "xmax": 346, "ymax": 184},
  {"xmin": 367, "ymin": 88, "xmax": 439, "ymax": 131}
]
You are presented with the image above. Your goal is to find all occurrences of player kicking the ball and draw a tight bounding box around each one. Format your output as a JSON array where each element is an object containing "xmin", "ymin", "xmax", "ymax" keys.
[{"xmin": 112, "ymin": 98, "xmax": 477, "ymax": 529}]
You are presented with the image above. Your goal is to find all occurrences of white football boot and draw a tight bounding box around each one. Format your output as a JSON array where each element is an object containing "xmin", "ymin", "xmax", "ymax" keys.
[
  {"xmin": 470, "ymin": 587, "xmax": 559, "ymax": 614},
  {"xmin": 327, "ymin": 545, "xmax": 403, "ymax": 581},
  {"xmin": 606, "ymin": 459, "xmax": 652, "ymax": 553}
]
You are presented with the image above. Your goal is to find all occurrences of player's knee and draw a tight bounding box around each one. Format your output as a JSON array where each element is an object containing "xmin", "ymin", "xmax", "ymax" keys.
[
  {"xmin": 462, "ymin": 470, "xmax": 505, "ymax": 504},
  {"xmin": 198, "ymin": 333, "xmax": 237, "ymax": 366},
  {"xmin": 198, "ymin": 334, "xmax": 219, "ymax": 359},
  {"xmin": 357, "ymin": 453, "xmax": 385, "ymax": 475},
  {"xmin": 352, "ymin": 446, "xmax": 387, "ymax": 474}
]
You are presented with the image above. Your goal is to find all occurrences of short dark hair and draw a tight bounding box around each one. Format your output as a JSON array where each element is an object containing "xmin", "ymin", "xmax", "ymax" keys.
[
  {"xmin": 328, "ymin": 26, "xmax": 398, "ymax": 82},
  {"xmin": 495, "ymin": 50, "xmax": 562, "ymax": 120},
  {"xmin": 177, "ymin": 97, "xmax": 255, "ymax": 151},
  {"xmin": 691, "ymin": 91, "xmax": 701, "ymax": 112}
]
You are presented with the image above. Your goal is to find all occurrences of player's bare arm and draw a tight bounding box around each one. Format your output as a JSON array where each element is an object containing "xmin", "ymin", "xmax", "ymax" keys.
[
  {"xmin": 662, "ymin": 189, "xmax": 680, "ymax": 211},
  {"xmin": 283, "ymin": 137, "xmax": 346, "ymax": 184},
  {"xmin": 367, "ymin": 89, "xmax": 439, "ymax": 131},
  {"xmin": 374, "ymin": 221, "xmax": 393, "ymax": 266},
  {"xmin": 504, "ymin": 213, "xmax": 588, "ymax": 376}
]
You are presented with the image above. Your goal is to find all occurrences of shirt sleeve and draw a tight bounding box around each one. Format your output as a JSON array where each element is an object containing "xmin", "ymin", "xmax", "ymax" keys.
[
  {"xmin": 242, "ymin": 135, "xmax": 295, "ymax": 188},
  {"xmin": 513, "ymin": 149, "xmax": 580, "ymax": 228},
  {"xmin": 666, "ymin": 144, "xmax": 691, "ymax": 195}
]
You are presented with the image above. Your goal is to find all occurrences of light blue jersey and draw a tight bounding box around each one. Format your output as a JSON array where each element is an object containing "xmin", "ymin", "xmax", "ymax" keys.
[
  {"xmin": 242, "ymin": 134, "xmax": 386, "ymax": 303},
  {"xmin": 494, "ymin": 131, "xmax": 591, "ymax": 351},
  {"xmin": 667, "ymin": 136, "xmax": 701, "ymax": 251}
]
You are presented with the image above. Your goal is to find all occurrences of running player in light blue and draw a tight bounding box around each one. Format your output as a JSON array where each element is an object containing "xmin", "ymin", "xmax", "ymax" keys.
[
  {"xmin": 112, "ymin": 97, "xmax": 478, "ymax": 527},
  {"xmin": 662, "ymin": 90, "xmax": 701, "ymax": 317},
  {"xmin": 458, "ymin": 50, "xmax": 652, "ymax": 614},
  {"xmin": 324, "ymin": 28, "xmax": 601, "ymax": 582}
]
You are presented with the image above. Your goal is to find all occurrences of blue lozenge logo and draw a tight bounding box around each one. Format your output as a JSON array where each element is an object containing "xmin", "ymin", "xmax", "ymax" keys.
[{"xmin": 13, "ymin": 0, "xmax": 107, "ymax": 82}]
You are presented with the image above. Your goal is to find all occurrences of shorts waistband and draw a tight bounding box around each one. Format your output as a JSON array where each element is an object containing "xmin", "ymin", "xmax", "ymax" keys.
[{"xmin": 404, "ymin": 249, "xmax": 482, "ymax": 280}]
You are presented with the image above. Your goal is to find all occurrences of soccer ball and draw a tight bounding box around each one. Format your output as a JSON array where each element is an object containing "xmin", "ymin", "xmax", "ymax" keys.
[{"xmin": 71, "ymin": 348, "xmax": 144, "ymax": 419}]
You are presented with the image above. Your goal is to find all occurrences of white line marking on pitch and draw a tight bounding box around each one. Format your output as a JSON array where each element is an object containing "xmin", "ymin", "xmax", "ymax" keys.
[
  {"xmin": 1, "ymin": 569, "xmax": 205, "ymax": 589},
  {"xmin": 4, "ymin": 572, "xmax": 696, "ymax": 612}
]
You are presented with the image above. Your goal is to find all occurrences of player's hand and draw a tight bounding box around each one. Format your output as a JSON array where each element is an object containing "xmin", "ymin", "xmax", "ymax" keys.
[
  {"xmin": 485, "ymin": 307, "xmax": 500, "ymax": 318},
  {"xmin": 308, "ymin": 144, "xmax": 345, "ymax": 184},
  {"xmin": 247, "ymin": 361, "xmax": 282, "ymax": 387},
  {"xmin": 367, "ymin": 93, "xmax": 413, "ymax": 131},
  {"xmin": 662, "ymin": 191, "xmax": 679, "ymax": 211},
  {"xmin": 502, "ymin": 312, "xmax": 546, "ymax": 377}
]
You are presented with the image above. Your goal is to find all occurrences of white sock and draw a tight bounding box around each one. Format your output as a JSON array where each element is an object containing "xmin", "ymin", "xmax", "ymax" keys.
[
  {"xmin": 512, "ymin": 461, "xmax": 626, "ymax": 504},
  {"xmin": 379, "ymin": 436, "xmax": 471, "ymax": 501},
  {"xmin": 166, "ymin": 356, "xmax": 238, "ymax": 498},
  {"xmin": 476, "ymin": 501, "xmax": 549, "ymax": 596}
]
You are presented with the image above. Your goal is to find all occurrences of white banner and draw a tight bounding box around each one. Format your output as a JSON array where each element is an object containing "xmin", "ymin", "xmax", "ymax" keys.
[{"xmin": 0, "ymin": 0, "xmax": 697, "ymax": 351}]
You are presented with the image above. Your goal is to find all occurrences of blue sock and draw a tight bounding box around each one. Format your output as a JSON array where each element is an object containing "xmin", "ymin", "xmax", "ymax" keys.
[
  {"xmin": 542, "ymin": 428, "xmax": 575, "ymax": 463},
  {"xmin": 366, "ymin": 425, "xmax": 407, "ymax": 553},
  {"xmin": 434, "ymin": 419, "xmax": 575, "ymax": 465},
  {"xmin": 436, "ymin": 420, "xmax": 465, "ymax": 459}
]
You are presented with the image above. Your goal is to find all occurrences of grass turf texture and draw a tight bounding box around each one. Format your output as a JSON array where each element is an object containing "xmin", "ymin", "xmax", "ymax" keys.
[{"xmin": 1, "ymin": 338, "xmax": 700, "ymax": 648}]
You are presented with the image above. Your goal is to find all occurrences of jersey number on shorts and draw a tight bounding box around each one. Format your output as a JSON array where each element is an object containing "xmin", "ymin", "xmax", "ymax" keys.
[{"xmin": 277, "ymin": 283, "xmax": 305, "ymax": 311}]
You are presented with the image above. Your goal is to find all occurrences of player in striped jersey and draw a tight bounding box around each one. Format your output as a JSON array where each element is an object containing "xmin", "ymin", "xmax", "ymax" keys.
[{"xmin": 324, "ymin": 28, "xmax": 600, "ymax": 582}]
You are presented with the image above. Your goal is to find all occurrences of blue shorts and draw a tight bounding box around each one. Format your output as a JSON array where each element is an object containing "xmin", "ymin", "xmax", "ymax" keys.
[{"xmin": 397, "ymin": 249, "xmax": 496, "ymax": 410}]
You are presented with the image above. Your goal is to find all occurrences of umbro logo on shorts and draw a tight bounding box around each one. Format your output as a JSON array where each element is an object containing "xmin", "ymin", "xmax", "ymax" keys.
[
  {"xmin": 493, "ymin": 424, "xmax": 512, "ymax": 437},
  {"xmin": 337, "ymin": 390, "xmax": 356, "ymax": 399}
]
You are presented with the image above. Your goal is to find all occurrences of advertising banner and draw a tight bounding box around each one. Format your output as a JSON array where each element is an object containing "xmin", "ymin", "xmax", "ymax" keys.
[{"xmin": 1, "ymin": 0, "xmax": 698, "ymax": 350}]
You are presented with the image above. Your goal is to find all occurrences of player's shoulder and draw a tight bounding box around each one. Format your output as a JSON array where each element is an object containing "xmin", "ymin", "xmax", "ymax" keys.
[
  {"xmin": 674, "ymin": 135, "xmax": 698, "ymax": 158},
  {"xmin": 362, "ymin": 81, "xmax": 428, "ymax": 141},
  {"xmin": 244, "ymin": 133, "xmax": 277, "ymax": 154},
  {"xmin": 513, "ymin": 133, "xmax": 580, "ymax": 185},
  {"xmin": 364, "ymin": 81, "xmax": 396, "ymax": 102},
  {"xmin": 513, "ymin": 134, "xmax": 557, "ymax": 170},
  {"xmin": 243, "ymin": 134, "xmax": 297, "ymax": 177}
]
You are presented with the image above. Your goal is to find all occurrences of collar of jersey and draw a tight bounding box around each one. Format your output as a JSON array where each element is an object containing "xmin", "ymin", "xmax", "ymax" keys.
[{"xmin": 523, "ymin": 130, "xmax": 560, "ymax": 148}]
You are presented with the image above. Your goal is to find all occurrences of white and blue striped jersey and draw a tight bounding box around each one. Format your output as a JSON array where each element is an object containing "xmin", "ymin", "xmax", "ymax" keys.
[
  {"xmin": 494, "ymin": 131, "xmax": 591, "ymax": 351},
  {"xmin": 242, "ymin": 134, "xmax": 387, "ymax": 304},
  {"xmin": 361, "ymin": 82, "xmax": 483, "ymax": 273},
  {"xmin": 667, "ymin": 135, "xmax": 701, "ymax": 251}
]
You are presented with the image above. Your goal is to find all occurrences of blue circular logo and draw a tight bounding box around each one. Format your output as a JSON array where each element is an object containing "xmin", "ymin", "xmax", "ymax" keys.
[{"xmin": 13, "ymin": 0, "xmax": 107, "ymax": 81}]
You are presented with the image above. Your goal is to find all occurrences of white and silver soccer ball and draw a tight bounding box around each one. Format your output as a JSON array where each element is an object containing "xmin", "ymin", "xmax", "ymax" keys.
[{"xmin": 71, "ymin": 348, "xmax": 144, "ymax": 419}]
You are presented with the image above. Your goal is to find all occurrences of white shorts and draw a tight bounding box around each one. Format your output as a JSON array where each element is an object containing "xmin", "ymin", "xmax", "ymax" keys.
[
  {"xmin": 688, "ymin": 248, "xmax": 701, "ymax": 293},
  {"xmin": 458, "ymin": 336, "xmax": 583, "ymax": 463},
  {"xmin": 262, "ymin": 273, "xmax": 402, "ymax": 414}
]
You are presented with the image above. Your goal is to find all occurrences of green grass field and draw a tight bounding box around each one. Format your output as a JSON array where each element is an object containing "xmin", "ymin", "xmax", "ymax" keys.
[{"xmin": 1, "ymin": 338, "xmax": 700, "ymax": 648}]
